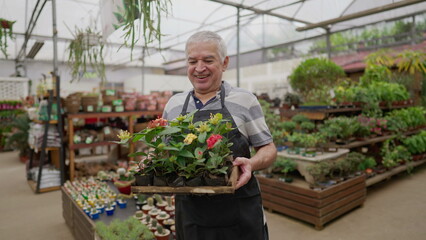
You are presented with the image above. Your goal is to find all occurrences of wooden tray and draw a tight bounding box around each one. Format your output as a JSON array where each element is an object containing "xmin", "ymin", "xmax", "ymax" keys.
[{"xmin": 131, "ymin": 166, "xmax": 239, "ymax": 195}]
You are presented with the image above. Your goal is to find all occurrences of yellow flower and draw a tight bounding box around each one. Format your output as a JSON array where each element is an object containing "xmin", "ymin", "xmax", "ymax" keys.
[
  {"xmin": 176, "ymin": 114, "xmax": 186, "ymax": 122},
  {"xmin": 188, "ymin": 123, "xmax": 195, "ymax": 130},
  {"xmin": 225, "ymin": 122, "xmax": 233, "ymax": 131},
  {"xmin": 184, "ymin": 133, "xmax": 197, "ymax": 144},
  {"xmin": 196, "ymin": 122, "xmax": 211, "ymax": 133},
  {"xmin": 117, "ymin": 130, "xmax": 131, "ymax": 140},
  {"xmin": 209, "ymin": 113, "xmax": 223, "ymax": 125}
]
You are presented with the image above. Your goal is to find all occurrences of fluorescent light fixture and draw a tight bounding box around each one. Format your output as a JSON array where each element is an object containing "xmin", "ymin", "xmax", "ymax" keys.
[{"xmin": 26, "ymin": 41, "xmax": 44, "ymax": 59}]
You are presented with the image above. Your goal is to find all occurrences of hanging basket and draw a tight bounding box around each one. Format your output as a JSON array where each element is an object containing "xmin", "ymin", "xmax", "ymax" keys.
[{"xmin": 0, "ymin": 19, "xmax": 15, "ymax": 29}]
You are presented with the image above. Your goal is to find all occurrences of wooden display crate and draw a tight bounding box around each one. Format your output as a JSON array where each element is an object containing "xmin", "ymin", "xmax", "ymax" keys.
[
  {"xmin": 258, "ymin": 175, "xmax": 366, "ymax": 230},
  {"xmin": 132, "ymin": 166, "xmax": 239, "ymax": 195},
  {"xmin": 62, "ymin": 187, "xmax": 95, "ymax": 240}
]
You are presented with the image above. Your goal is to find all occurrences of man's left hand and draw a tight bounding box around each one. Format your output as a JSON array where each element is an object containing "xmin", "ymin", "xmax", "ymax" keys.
[{"xmin": 233, "ymin": 157, "xmax": 252, "ymax": 189}]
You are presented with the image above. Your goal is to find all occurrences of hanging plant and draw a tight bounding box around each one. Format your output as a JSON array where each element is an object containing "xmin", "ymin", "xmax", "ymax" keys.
[
  {"xmin": 0, "ymin": 18, "xmax": 16, "ymax": 59},
  {"xmin": 67, "ymin": 28, "xmax": 106, "ymax": 83},
  {"xmin": 113, "ymin": 0, "xmax": 171, "ymax": 58}
]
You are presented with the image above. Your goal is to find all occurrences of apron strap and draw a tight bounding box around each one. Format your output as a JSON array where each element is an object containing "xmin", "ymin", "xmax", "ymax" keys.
[{"xmin": 181, "ymin": 84, "xmax": 226, "ymax": 115}]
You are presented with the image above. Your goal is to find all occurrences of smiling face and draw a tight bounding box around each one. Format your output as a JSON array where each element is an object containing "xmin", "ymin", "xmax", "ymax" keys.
[{"xmin": 186, "ymin": 41, "xmax": 229, "ymax": 96}]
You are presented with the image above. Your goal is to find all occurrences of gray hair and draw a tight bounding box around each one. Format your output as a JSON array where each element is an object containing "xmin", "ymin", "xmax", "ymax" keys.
[{"xmin": 185, "ymin": 31, "xmax": 227, "ymax": 62}]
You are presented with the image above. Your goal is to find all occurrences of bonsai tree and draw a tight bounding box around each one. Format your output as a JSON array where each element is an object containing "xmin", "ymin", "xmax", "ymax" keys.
[
  {"xmin": 282, "ymin": 121, "xmax": 297, "ymax": 133},
  {"xmin": 273, "ymin": 157, "xmax": 297, "ymax": 182},
  {"xmin": 289, "ymin": 58, "xmax": 346, "ymax": 99},
  {"xmin": 283, "ymin": 92, "xmax": 302, "ymax": 108},
  {"xmin": 291, "ymin": 114, "xmax": 310, "ymax": 125}
]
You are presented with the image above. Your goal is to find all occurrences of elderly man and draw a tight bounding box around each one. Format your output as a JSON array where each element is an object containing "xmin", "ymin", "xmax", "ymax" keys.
[{"xmin": 163, "ymin": 31, "xmax": 277, "ymax": 240}]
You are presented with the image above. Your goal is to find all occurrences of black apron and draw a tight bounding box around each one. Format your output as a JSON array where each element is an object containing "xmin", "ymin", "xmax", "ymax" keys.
[{"xmin": 175, "ymin": 85, "xmax": 267, "ymax": 240}]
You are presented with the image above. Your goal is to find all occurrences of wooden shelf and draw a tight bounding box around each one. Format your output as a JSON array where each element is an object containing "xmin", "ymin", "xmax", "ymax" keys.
[
  {"xmin": 32, "ymin": 119, "xmax": 58, "ymax": 124},
  {"xmin": 27, "ymin": 180, "xmax": 60, "ymax": 193},
  {"xmin": 280, "ymin": 103, "xmax": 415, "ymax": 120},
  {"xmin": 29, "ymin": 145, "xmax": 60, "ymax": 151},
  {"xmin": 66, "ymin": 110, "xmax": 162, "ymax": 119},
  {"xmin": 366, "ymin": 159, "xmax": 426, "ymax": 187},
  {"xmin": 70, "ymin": 141, "xmax": 117, "ymax": 150},
  {"xmin": 331, "ymin": 127, "xmax": 426, "ymax": 149}
]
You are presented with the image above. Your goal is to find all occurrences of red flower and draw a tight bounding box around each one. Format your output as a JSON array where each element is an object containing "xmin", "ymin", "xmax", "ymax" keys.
[
  {"xmin": 207, "ymin": 134, "xmax": 223, "ymax": 149},
  {"xmin": 147, "ymin": 117, "xmax": 168, "ymax": 128}
]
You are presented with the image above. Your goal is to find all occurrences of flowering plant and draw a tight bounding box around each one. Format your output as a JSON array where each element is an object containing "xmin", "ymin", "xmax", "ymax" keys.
[{"xmin": 117, "ymin": 111, "xmax": 234, "ymax": 181}]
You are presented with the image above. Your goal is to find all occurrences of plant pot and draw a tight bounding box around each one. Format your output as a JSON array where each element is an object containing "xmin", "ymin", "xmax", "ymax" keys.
[
  {"xmin": 117, "ymin": 200, "xmax": 127, "ymax": 209},
  {"xmin": 105, "ymin": 207, "xmax": 114, "ymax": 216},
  {"xmin": 167, "ymin": 175, "xmax": 185, "ymax": 187},
  {"xmin": 114, "ymin": 180, "xmax": 134, "ymax": 195},
  {"xmin": 203, "ymin": 173, "xmax": 228, "ymax": 186},
  {"xmin": 135, "ymin": 174, "xmax": 153, "ymax": 186},
  {"xmin": 154, "ymin": 229, "xmax": 171, "ymax": 240},
  {"xmin": 153, "ymin": 175, "xmax": 168, "ymax": 186},
  {"xmin": 90, "ymin": 210, "xmax": 100, "ymax": 220},
  {"xmin": 185, "ymin": 175, "xmax": 203, "ymax": 186}
]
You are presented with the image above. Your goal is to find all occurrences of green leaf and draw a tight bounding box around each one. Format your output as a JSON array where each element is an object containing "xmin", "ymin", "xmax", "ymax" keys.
[
  {"xmin": 158, "ymin": 127, "xmax": 181, "ymax": 136},
  {"xmin": 179, "ymin": 150, "xmax": 194, "ymax": 158},
  {"xmin": 163, "ymin": 146, "xmax": 180, "ymax": 151},
  {"xmin": 128, "ymin": 152, "xmax": 147, "ymax": 157},
  {"xmin": 198, "ymin": 132, "xmax": 207, "ymax": 143}
]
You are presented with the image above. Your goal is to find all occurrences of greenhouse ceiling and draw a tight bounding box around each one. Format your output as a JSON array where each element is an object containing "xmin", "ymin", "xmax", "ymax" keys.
[{"xmin": 0, "ymin": 0, "xmax": 425, "ymax": 69}]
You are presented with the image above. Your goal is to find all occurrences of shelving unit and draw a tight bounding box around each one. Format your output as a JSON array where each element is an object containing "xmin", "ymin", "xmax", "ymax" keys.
[
  {"xmin": 27, "ymin": 88, "xmax": 64, "ymax": 193},
  {"xmin": 66, "ymin": 110, "xmax": 162, "ymax": 181}
]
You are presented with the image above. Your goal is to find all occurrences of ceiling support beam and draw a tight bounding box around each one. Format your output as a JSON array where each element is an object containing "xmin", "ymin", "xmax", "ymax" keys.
[
  {"xmin": 296, "ymin": 0, "xmax": 425, "ymax": 31},
  {"xmin": 16, "ymin": 0, "xmax": 48, "ymax": 61},
  {"xmin": 208, "ymin": 0, "xmax": 312, "ymax": 25}
]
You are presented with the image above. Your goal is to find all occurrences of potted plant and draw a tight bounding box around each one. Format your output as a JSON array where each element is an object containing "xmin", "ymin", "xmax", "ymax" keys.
[
  {"xmin": 306, "ymin": 161, "xmax": 332, "ymax": 188},
  {"xmin": 6, "ymin": 113, "xmax": 31, "ymax": 163},
  {"xmin": 0, "ymin": 18, "xmax": 15, "ymax": 58},
  {"xmin": 289, "ymin": 58, "xmax": 346, "ymax": 100},
  {"xmin": 95, "ymin": 217, "xmax": 154, "ymax": 240},
  {"xmin": 67, "ymin": 27, "xmax": 106, "ymax": 83},
  {"xmin": 117, "ymin": 111, "xmax": 235, "ymax": 187},
  {"xmin": 273, "ymin": 157, "xmax": 297, "ymax": 183},
  {"xmin": 142, "ymin": 197, "xmax": 155, "ymax": 214},
  {"xmin": 283, "ymin": 92, "xmax": 301, "ymax": 109},
  {"xmin": 105, "ymin": 201, "xmax": 115, "ymax": 216},
  {"xmin": 116, "ymin": 195, "xmax": 128, "ymax": 209},
  {"xmin": 154, "ymin": 225, "xmax": 171, "ymax": 240},
  {"xmin": 113, "ymin": 167, "xmax": 135, "ymax": 195},
  {"xmin": 154, "ymin": 194, "xmax": 167, "ymax": 210}
]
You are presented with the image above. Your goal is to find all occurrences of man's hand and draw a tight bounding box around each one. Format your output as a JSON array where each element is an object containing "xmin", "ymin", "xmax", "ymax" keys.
[{"xmin": 233, "ymin": 157, "xmax": 253, "ymax": 189}]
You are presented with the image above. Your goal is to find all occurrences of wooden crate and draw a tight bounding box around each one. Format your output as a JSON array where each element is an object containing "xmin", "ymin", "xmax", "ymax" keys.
[
  {"xmin": 258, "ymin": 175, "xmax": 366, "ymax": 230},
  {"xmin": 62, "ymin": 188, "xmax": 95, "ymax": 240},
  {"xmin": 132, "ymin": 166, "xmax": 239, "ymax": 195}
]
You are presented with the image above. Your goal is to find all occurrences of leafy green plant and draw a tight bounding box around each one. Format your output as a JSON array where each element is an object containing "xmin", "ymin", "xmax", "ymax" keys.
[
  {"xmin": 300, "ymin": 121, "xmax": 315, "ymax": 133},
  {"xmin": 95, "ymin": 217, "xmax": 154, "ymax": 240},
  {"xmin": 113, "ymin": 0, "xmax": 171, "ymax": 58},
  {"xmin": 282, "ymin": 121, "xmax": 296, "ymax": 133},
  {"xmin": 381, "ymin": 139, "xmax": 412, "ymax": 170},
  {"xmin": 5, "ymin": 114, "xmax": 30, "ymax": 157},
  {"xmin": 289, "ymin": 58, "xmax": 345, "ymax": 97},
  {"xmin": 0, "ymin": 18, "xmax": 15, "ymax": 58},
  {"xmin": 291, "ymin": 114, "xmax": 310, "ymax": 124},
  {"xmin": 307, "ymin": 161, "xmax": 332, "ymax": 183},
  {"xmin": 323, "ymin": 117, "xmax": 359, "ymax": 140},
  {"xmin": 67, "ymin": 27, "xmax": 105, "ymax": 83},
  {"xmin": 358, "ymin": 157, "xmax": 377, "ymax": 171},
  {"xmin": 273, "ymin": 157, "xmax": 297, "ymax": 178},
  {"xmin": 402, "ymin": 131, "xmax": 426, "ymax": 155},
  {"xmin": 283, "ymin": 92, "xmax": 302, "ymax": 106}
]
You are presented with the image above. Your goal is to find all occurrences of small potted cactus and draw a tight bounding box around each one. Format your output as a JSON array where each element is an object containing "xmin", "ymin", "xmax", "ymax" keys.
[
  {"xmin": 134, "ymin": 210, "xmax": 145, "ymax": 220},
  {"xmin": 149, "ymin": 219, "xmax": 158, "ymax": 233},
  {"xmin": 116, "ymin": 196, "xmax": 128, "ymax": 209},
  {"xmin": 154, "ymin": 225, "xmax": 171, "ymax": 240},
  {"xmin": 142, "ymin": 197, "xmax": 154, "ymax": 214},
  {"xmin": 155, "ymin": 212, "xmax": 170, "ymax": 225},
  {"xmin": 90, "ymin": 207, "xmax": 100, "ymax": 220},
  {"xmin": 164, "ymin": 196, "xmax": 175, "ymax": 216},
  {"xmin": 105, "ymin": 201, "xmax": 115, "ymax": 216},
  {"xmin": 148, "ymin": 208, "xmax": 160, "ymax": 219},
  {"xmin": 154, "ymin": 194, "xmax": 167, "ymax": 210},
  {"xmin": 162, "ymin": 218, "xmax": 175, "ymax": 230}
]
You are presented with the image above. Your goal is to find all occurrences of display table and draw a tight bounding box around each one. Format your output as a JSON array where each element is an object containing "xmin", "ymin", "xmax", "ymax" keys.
[
  {"xmin": 62, "ymin": 187, "xmax": 137, "ymax": 240},
  {"xmin": 258, "ymin": 174, "xmax": 366, "ymax": 230},
  {"xmin": 278, "ymin": 149, "xmax": 350, "ymax": 184}
]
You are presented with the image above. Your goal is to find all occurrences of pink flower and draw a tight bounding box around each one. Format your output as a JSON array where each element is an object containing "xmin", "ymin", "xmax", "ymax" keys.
[
  {"xmin": 207, "ymin": 134, "xmax": 223, "ymax": 149},
  {"xmin": 148, "ymin": 118, "xmax": 168, "ymax": 128}
]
